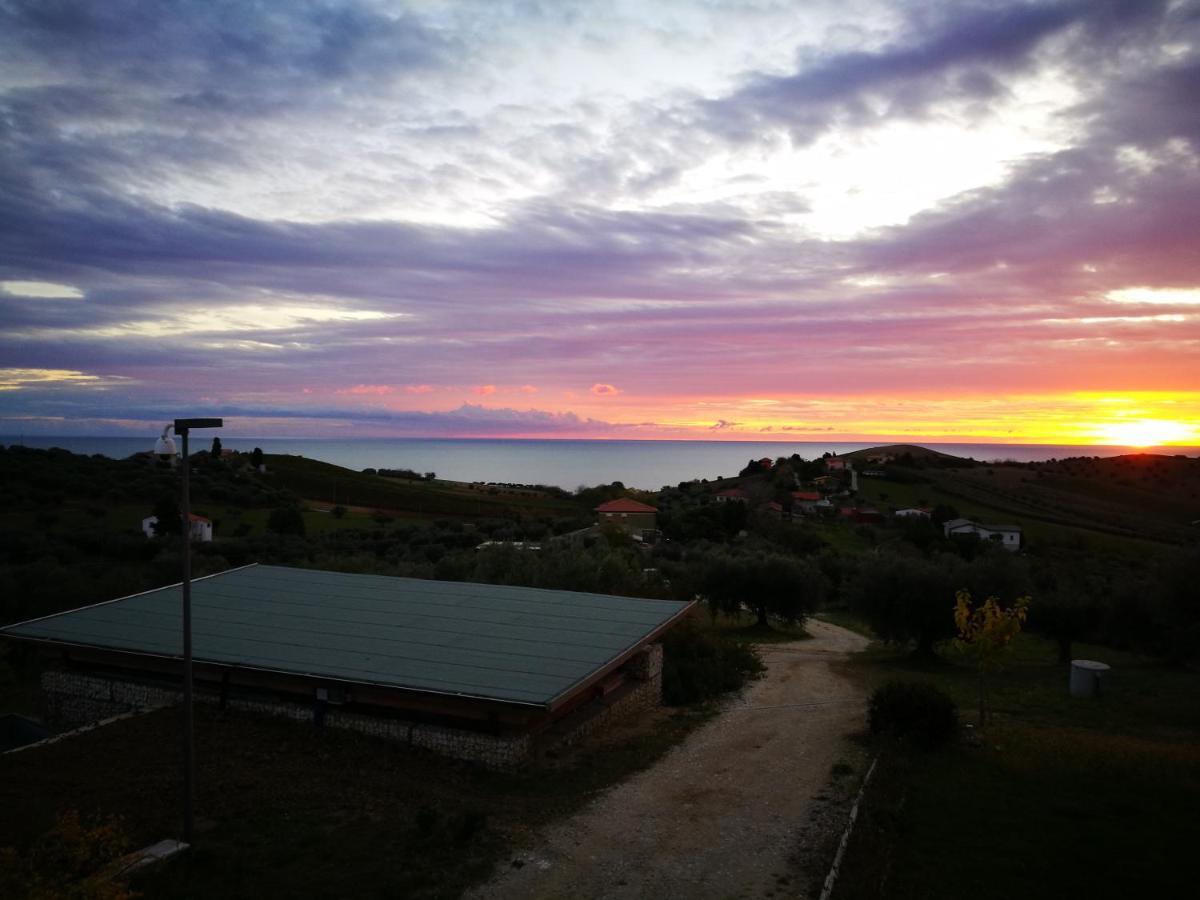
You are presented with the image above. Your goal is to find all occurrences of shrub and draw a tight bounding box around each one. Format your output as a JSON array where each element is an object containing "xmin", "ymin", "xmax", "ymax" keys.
[
  {"xmin": 267, "ymin": 505, "xmax": 306, "ymax": 536},
  {"xmin": 661, "ymin": 622, "xmax": 764, "ymax": 705},
  {"xmin": 868, "ymin": 680, "xmax": 958, "ymax": 748}
]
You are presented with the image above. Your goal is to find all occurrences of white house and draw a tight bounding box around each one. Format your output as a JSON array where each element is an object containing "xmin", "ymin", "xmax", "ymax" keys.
[
  {"xmin": 944, "ymin": 518, "xmax": 1021, "ymax": 551},
  {"xmin": 895, "ymin": 507, "xmax": 931, "ymax": 519},
  {"xmin": 142, "ymin": 513, "xmax": 213, "ymax": 542}
]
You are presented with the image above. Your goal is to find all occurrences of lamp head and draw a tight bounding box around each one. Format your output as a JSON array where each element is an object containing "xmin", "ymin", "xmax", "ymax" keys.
[{"xmin": 154, "ymin": 425, "xmax": 177, "ymax": 462}]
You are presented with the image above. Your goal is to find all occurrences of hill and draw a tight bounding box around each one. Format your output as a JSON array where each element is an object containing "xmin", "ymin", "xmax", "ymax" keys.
[
  {"xmin": 841, "ymin": 444, "xmax": 971, "ymax": 465},
  {"xmin": 853, "ymin": 448, "xmax": 1200, "ymax": 546},
  {"xmin": 262, "ymin": 454, "xmax": 582, "ymax": 521}
]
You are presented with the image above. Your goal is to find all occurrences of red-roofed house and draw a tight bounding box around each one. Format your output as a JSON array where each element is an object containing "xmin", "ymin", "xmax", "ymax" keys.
[
  {"xmin": 141, "ymin": 512, "xmax": 213, "ymax": 543},
  {"xmin": 791, "ymin": 491, "xmax": 821, "ymax": 515},
  {"xmin": 715, "ymin": 488, "xmax": 748, "ymax": 503},
  {"xmin": 595, "ymin": 498, "xmax": 658, "ymax": 535},
  {"xmin": 758, "ymin": 500, "xmax": 784, "ymax": 520}
]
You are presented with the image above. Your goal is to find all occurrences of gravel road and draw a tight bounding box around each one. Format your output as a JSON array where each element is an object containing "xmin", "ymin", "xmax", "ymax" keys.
[{"xmin": 467, "ymin": 619, "xmax": 870, "ymax": 900}]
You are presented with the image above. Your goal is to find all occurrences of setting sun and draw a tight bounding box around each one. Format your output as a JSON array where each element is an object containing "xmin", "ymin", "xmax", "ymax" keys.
[{"xmin": 1096, "ymin": 419, "xmax": 1198, "ymax": 447}]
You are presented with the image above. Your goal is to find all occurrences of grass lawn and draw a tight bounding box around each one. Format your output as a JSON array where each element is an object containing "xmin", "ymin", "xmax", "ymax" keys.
[
  {"xmin": 832, "ymin": 633, "xmax": 1200, "ymax": 900},
  {"xmin": 0, "ymin": 703, "xmax": 713, "ymax": 899},
  {"xmin": 698, "ymin": 609, "xmax": 811, "ymax": 644}
]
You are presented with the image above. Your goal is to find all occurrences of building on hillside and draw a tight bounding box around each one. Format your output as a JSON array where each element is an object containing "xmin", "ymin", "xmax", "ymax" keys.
[
  {"xmin": 825, "ymin": 456, "xmax": 848, "ymax": 471},
  {"xmin": 894, "ymin": 507, "xmax": 931, "ymax": 519},
  {"xmin": 758, "ymin": 457, "xmax": 774, "ymax": 470},
  {"xmin": 141, "ymin": 513, "xmax": 213, "ymax": 542},
  {"xmin": 791, "ymin": 491, "xmax": 821, "ymax": 515},
  {"xmin": 0, "ymin": 564, "xmax": 695, "ymax": 769},
  {"xmin": 944, "ymin": 518, "xmax": 1022, "ymax": 551},
  {"xmin": 595, "ymin": 498, "xmax": 658, "ymax": 537},
  {"xmin": 714, "ymin": 488, "xmax": 748, "ymax": 503},
  {"xmin": 813, "ymin": 475, "xmax": 839, "ymax": 491},
  {"xmin": 838, "ymin": 506, "xmax": 882, "ymax": 524},
  {"xmin": 758, "ymin": 500, "xmax": 784, "ymax": 520}
]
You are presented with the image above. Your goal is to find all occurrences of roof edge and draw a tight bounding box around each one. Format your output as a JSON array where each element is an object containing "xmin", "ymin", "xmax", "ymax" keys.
[
  {"xmin": 545, "ymin": 597, "xmax": 696, "ymax": 712},
  {"xmin": 1, "ymin": 634, "xmax": 548, "ymax": 709},
  {"xmin": 0, "ymin": 562, "xmax": 261, "ymax": 633}
]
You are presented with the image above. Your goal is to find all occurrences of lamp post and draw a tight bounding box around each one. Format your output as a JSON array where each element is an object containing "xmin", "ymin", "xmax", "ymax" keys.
[{"xmin": 155, "ymin": 417, "xmax": 222, "ymax": 845}]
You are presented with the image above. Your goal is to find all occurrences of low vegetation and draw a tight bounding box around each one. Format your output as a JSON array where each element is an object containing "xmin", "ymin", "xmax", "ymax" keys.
[
  {"xmin": 0, "ymin": 703, "xmax": 714, "ymax": 899},
  {"xmin": 834, "ymin": 629, "xmax": 1200, "ymax": 900}
]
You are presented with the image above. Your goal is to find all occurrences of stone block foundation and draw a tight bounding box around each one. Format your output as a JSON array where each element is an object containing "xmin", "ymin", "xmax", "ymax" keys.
[{"xmin": 38, "ymin": 641, "xmax": 664, "ymax": 770}]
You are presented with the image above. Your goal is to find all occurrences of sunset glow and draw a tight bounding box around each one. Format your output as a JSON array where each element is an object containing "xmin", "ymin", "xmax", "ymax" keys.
[
  {"xmin": 0, "ymin": 2, "xmax": 1197, "ymax": 447},
  {"xmin": 1095, "ymin": 419, "xmax": 1198, "ymax": 449}
]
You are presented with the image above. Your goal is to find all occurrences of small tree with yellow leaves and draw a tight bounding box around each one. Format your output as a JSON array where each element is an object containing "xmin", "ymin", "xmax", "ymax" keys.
[{"xmin": 954, "ymin": 590, "xmax": 1030, "ymax": 728}]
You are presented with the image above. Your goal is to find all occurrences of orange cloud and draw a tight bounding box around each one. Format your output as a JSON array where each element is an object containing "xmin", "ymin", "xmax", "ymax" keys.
[
  {"xmin": 473, "ymin": 384, "xmax": 497, "ymax": 396},
  {"xmin": 405, "ymin": 384, "xmax": 434, "ymax": 394},
  {"xmin": 591, "ymin": 383, "xmax": 620, "ymax": 396},
  {"xmin": 520, "ymin": 384, "xmax": 538, "ymax": 394},
  {"xmin": 339, "ymin": 384, "xmax": 394, "ymax": 395}
]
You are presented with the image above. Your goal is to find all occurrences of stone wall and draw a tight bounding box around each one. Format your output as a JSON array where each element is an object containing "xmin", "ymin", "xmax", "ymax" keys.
[
  {"xmin": 539, "ymin": 643, "xmax": 664, "ymax": 753},
  {"xmin": 38, "ymin": 640, "xmax": 664, "ymax": 770}
]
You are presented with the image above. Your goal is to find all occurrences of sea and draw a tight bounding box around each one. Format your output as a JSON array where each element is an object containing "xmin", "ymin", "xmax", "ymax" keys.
[{"xmin": 2, "ymin": 436, "xmax": 1195, "ymax": 491}]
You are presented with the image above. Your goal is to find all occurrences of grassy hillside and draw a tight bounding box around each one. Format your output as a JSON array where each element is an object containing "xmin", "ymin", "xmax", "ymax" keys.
[
  {"xmin": 262, "ymin": 454, "xmax": 583, "ymax": 521},
  {"xmin": 852, "ymin": 447, "xmax": 1199, "ymax": 547}
]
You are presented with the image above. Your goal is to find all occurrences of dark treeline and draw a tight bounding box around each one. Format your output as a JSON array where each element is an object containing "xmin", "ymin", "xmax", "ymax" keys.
[{"xmin": 2, "ymin": 445, "xmax": 1197, "ymax": 670}]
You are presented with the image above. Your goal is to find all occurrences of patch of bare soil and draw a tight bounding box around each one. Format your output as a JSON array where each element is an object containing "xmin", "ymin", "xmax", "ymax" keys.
[{"xmin": 467, "ymin": 620, "xmax": 870, "ymax": 900}]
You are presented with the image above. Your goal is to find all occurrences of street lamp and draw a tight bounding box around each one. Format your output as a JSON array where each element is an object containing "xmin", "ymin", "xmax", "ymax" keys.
[{"xmin": 156, "ymin": 417, "xmax": 222, "ymax": 845}]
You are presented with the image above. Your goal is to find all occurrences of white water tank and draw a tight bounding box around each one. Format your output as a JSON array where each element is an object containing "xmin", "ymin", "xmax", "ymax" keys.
[{"xmin": 1070, "ymin": 659, "xmax": 1111, "ymax": 697}]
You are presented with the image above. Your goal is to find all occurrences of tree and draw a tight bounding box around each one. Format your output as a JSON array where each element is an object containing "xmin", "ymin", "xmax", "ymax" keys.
[
  {"xmin": 953, "ymin": 590, "xmax": 1030, "ymax": 727},
  {"xmin": 267, "ymin": 505, "xmax": 306, "ymax": 536},
  {"xmin": 1032, "ymin": 581, "xmax": 1101, "ymax": 664},
  {"xmin": 251, "ymin": 447, "xmax": 264, "ymax": 469},
  {"xmin": 210, "ymin": 436, "xmax": 222, "ymax": 459},
  {"xmin": 847, "ymin": 552, "xmax": 961, "ymax": 657},
  {"xmin": 1152, "ymin": 547, "xmax": 1200, "ymax": 662},
  {"xmin": 703, "ymin": 553, "xmax": 822, "ymax": 628},
  {"xmin": 151, "ymin": 494, "xmax": 181, "ymax": 536}
]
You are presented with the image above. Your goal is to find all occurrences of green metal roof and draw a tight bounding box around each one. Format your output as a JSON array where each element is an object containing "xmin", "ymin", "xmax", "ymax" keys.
[{"xmin": 0, "ymin": 564, "xmax": 692, "ymax": 708}]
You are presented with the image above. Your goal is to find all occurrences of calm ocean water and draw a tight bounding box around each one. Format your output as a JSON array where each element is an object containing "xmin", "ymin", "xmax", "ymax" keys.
[{"xmin": 3, "ymin": 436, "xmax": 1195, "ymax": 490}]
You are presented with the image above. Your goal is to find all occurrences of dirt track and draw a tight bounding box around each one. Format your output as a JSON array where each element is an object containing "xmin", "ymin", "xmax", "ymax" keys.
[{"xmin": 467, "ymin": 620, "xmax": 870, "ymax": 900}]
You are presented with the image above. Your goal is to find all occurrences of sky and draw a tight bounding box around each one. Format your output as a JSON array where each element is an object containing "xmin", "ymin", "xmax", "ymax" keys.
[{"xmin": 1, "ymin": 0, "xmax": 1198, "ymax": 446}]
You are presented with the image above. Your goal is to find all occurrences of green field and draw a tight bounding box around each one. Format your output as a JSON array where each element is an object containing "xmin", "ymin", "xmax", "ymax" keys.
[
  {"xmin": 0, "ymin": 703, "xmax": 714, "ymax": 899},
  {"xmin": 832, "ymin": 632, "xmax": 1200, "ymax": 900}
]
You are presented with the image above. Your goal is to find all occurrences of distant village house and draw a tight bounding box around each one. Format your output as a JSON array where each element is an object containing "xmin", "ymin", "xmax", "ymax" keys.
[
  {"xmin": 943, "ymin": 518, "xmax": 1022, "ymax": 551},
  {"xmin": 595, "ymin": 498, "xmax": 658, "ymax": 536},
  {"xmin": 715, "ymin": 488, "xmax": 748, "ymax": 503},
  {"xmin": 791, "ymin": 491, "xmax": 821, "ymax": 514},
  {"xmin": 141, "ymin": 513, "xmax": 213, "ymax": 542}
]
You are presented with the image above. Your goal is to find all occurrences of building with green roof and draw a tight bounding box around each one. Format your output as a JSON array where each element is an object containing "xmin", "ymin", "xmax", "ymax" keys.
[{"xmin": 1, "ymin": 564, "xmax": 694, "ymax": 766}]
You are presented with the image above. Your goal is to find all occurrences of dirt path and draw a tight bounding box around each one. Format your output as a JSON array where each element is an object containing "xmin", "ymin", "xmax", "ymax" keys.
[{"xmin": 467, "ymin": 620, "xmax": 870, "ymax": 900}]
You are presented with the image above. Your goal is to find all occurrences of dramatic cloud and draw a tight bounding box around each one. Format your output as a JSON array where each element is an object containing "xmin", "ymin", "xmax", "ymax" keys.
[{"xmin": 0, "ymin": 1, "xmax": 1197, "ymax": 443}]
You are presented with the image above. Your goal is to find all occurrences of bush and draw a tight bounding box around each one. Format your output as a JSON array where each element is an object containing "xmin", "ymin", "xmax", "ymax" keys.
[
  {"xmin": 661, "ymin": 622, "xmax": 764, "ymax": 705},
  {"xmin": 267, "ymin": 505, "xmax": 306, "ymax": 536},
  {"xmin": 868, "ymin": 680, "xmax": 958, "ymax": 748}
]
